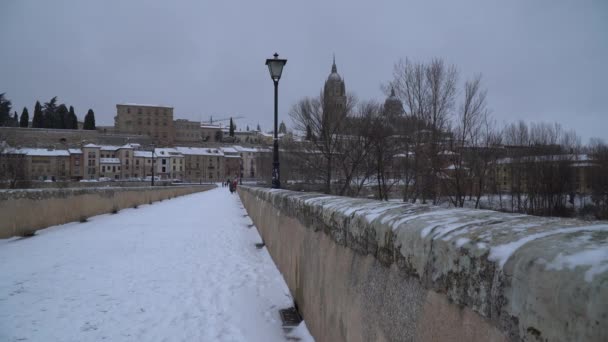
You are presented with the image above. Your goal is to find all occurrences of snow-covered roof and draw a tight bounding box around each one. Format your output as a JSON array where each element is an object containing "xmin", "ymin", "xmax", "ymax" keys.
[
  {"xmin": 201, "ymin": 124, "xmax": 222, "ymax": 129},
  {"xmin": 174, "ymin": 146, "xmax": 224, "ymax": 156},
  {"xmin": 220, "ymin": 147, "xmax": 238, "ymax": 154},
  {"xmin": 155, "ymin": 148, "xmax": 184, "ymax": 157},
  {"xmin": 83, "ymin": 143, "xmax": 100, "ymax": 148},
  {"xmin": 233, "ymin": 145, "xmax": 258, "ymax": 153},
  {"xmin": 100, "ymin": 158, "xmax": 120, "ymax": 164},
  {"xmin": 18, "ymin": 148, "xmax": 70, "ymax": 157},
  {"xmin": 120, "ymin": 143, "xmax": 139, "ymax": 149},
  {"xmin": 68, "ymin": 149, "xmax": 83, "ymax": 154},
  {"xmin": 497, "ymin": 154, "xmax": 590, "ymax": 165}
]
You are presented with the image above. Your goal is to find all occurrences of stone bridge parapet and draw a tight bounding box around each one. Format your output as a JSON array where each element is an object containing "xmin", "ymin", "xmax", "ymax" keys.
[{"xmin": 238, "ymin": 186, "xmax": 607, "ymax": 342}]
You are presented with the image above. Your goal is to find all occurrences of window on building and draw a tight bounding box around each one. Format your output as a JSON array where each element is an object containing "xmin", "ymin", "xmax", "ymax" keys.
[
  {"xmin": 173, "ymin": 166, "xmax": 176, "ymax": 171},
  {"xmin": 162, "ymin": 159, "xmax": 166, "ymax": 165}
]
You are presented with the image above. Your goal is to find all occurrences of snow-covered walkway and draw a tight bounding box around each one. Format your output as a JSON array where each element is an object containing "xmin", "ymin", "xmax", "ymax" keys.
[{"xmin": 0, "ymin": 187, "xmax": 311, "ymax": 342}]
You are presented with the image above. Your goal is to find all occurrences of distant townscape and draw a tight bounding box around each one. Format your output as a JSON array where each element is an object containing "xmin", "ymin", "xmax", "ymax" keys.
[{"xmin": 1, "ymin": 58, "xmax": 607, "ymax": 220}]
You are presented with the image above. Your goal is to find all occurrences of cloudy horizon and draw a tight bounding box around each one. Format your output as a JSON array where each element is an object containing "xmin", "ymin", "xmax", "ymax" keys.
[{"xmin": 1, "ymin": 0, "xmax": 606, "ymax": 142}]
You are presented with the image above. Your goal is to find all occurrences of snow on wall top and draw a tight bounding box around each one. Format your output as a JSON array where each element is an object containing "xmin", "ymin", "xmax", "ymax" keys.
[{"xmin": 242, "ymin": 186, "xmax": 608, "ymax": 342}]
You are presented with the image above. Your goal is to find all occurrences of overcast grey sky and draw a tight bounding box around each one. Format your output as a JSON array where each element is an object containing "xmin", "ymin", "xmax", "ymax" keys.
[{"xmin": 1, "ymin": 0, "xmax": 606, "ymax": 142}]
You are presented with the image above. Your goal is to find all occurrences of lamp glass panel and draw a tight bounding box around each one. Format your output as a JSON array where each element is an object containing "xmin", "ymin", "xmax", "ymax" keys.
[{"xmin": 269, "ymin": 61, "xmax": 284, "ymax": 79}]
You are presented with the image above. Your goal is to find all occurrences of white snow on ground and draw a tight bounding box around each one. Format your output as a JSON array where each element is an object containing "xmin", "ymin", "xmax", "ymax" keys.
[{"xmin": 0, "ymin": 187, "xmax": 313, "ymax": 342}]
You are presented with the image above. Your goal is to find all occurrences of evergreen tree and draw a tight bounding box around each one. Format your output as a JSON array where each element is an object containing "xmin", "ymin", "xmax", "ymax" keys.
[
  {"xmin": 83, "ymin": 109, "xmax": 96, "ymax": 130},
  {"xmin": 0, "ymin": 93, "xmax": 12, "ymax": 127},
  {"xmin": 246, "ymin": 125, "xmax": 249, "ymax": 131},
  {"xmin": 32, "ymin": 101, "xmax": 43, "ymax": 128},
  {"xmin": 68, "ymin": 106, "xmax": 78, "ymax": 129},
  {"xmin": 305, "ymin": 124, "xmax": 312, "ymax": 141},
  {"xmin": 43, "ymin": 97, "xmax": 58, "ymax": 128},
  {"xmin": 56, "ymin": 104, "xmax": 68, "ymax": 129},
  {"xmin": 19, "ymin": 107, "xmax": 29, "ymax": 127},
  {"xmin": 13, "ymin": 112, "xmax": 18, "ymax": 126},
  {"xmin": 256, "ymin": 123, "xmax": 261, "ymax": 131},
  {"xmin": 279, "ymin": 121, "xmax": 287, "ymax": 134},
  {"xmin": 229, "ymin": 117, "xmax": 235, "ymax": 137}
]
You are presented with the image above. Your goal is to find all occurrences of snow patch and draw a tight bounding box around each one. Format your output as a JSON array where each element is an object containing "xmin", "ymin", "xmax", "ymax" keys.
[
  {"xmin": 489, "ymin": 225, "xmax": 608, "ymax": 268},
  {"xmin": 546, "ymin": 248, "xmax": 608, "ymax": 282}
]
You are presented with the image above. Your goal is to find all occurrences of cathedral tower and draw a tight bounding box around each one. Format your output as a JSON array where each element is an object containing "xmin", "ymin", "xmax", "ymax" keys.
[{"xmin": 323, "ymin": 56, "xmax": 347, "ymax": 129}]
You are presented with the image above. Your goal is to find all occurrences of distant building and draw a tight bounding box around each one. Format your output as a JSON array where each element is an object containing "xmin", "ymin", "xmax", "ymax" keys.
[
  {"xmin": 323, "ymin": 56, "xmax": 347, "ymax": 128},
  {"xmin": 174, "ymin": 119, "xmax": 202, "ymax": 144},
  {"xmin": 115, "ymin": 104, "xmax": 175, "ymax": 145},
  {"xmin": 154, "ymin": 148, "xmax": 184, "ymax": 180},
  {"xmin": 175, "ymin": 146, "xmax": 225, "ymax": 182},
  {"xmin": 383, "ymin": 87, "xmax": 405, "ymax": 118},
  {"xmin": 200, "ymin": 124, "xmax": 223, "ymax": 143}
]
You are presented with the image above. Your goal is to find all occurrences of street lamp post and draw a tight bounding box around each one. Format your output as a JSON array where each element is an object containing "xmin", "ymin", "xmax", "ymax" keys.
[{"xmin": 265, "ymin": 52, "xmax": 287, "ymax": 189}]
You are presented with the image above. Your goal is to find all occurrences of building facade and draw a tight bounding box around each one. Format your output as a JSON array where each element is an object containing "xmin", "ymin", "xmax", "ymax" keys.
[
  {"xmin": 115, "ymin": 104, "xmax": 175, "ymax": 145},
  {"xmin": 174, "ymin": 119, "xmax": 202, "ymax": 144}
]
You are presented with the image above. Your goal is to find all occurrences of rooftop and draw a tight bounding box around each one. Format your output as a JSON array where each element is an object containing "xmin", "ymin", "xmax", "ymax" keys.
[{"xmin": 117, "ymin": 103, "xmax": 173, "ymax": 109}]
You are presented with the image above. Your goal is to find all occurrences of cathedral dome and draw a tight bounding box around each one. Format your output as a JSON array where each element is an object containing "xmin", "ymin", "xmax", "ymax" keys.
[
  {"xmin": 384, "ymin": 87, "xmax": 404, "ymax": 117},
  {"xmin": 328, "ymin": 71, "xmax": 342, "ymax": 81},
  {"xmin": 327, "ymin": 57, "xmax": 342, "ymax": 82}
]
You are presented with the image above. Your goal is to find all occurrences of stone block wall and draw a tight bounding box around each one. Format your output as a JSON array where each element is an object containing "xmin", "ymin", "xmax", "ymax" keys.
[
  {"xmin": 0, "ymin": 127, "xmax": 153, "ymax": 148},
  {"xmin": 0, "ymin": 185, "xmax": 214, "ymax": 238},
  {"xmin": 238, "ymin": 186, "xmax": 607, "ymax": 342}
]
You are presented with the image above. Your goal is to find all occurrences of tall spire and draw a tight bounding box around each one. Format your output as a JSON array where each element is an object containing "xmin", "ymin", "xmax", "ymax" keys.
[
  {"xmin": 390, "ymin": 86, "xmax": 396, "ymax": 97},
  {"xmin": 331, "ymin": 53, "xmax": 337, "ymax": 73}
]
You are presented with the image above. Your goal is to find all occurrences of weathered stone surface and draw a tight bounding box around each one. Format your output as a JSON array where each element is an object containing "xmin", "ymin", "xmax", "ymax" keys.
[
  {"xmin": 239, "ymin": 186, "xmax": 608, "ymax": 342},
  {"xmin": 0, "ymin": 185, "xmax": 214, "ymax": 238}
]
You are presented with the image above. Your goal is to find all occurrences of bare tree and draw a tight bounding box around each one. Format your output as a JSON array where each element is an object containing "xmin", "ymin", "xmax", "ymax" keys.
[
  {"xmin": 588, "ymin": 138, "xmax": 608, "ymax": 219},
  {"xmin": 444, "ymin": 75, "xmax": 487, "ymax": 207},
  {"xmin": 391, "ymin": 59, "xmax": 429, "ymax": 203},
  {"xmin": 390, "ymin": 58, "xmax": 458, "ymax": 203},
  {"xmin": 334, "ymin": 101, "xmax": 376, "ymax": 196},
  {"xmin": 289, "ymin": 92, "xmax": 356, "ymax": 194}
]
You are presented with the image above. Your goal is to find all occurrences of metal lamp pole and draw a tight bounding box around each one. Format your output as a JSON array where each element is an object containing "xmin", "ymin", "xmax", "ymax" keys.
[{"xmin": 265, "ymin": 53, "xmax": 287, "ymax": 189}]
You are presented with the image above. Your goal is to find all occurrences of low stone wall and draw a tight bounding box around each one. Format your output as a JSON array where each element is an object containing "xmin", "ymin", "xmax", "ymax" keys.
[
  {"xmin": 0, "ymin": 185, "xmax": 214, "ymax": 238},
  {"xmin": 0, "ymin": 180, "xmax": 178, "ymax": 189},
  {"xmin": 238, "ymin": 186, "xmax": 607, "ymax": 342}
]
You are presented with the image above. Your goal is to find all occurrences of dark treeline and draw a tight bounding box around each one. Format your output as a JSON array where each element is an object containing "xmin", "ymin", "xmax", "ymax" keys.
[
  {"xmin": 0, "ymin": 93, "xmax": 96, "ymax": 130},
  {"xmin": 284, "ymin": 58, "xmax": 608, "ymax": 220}
]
